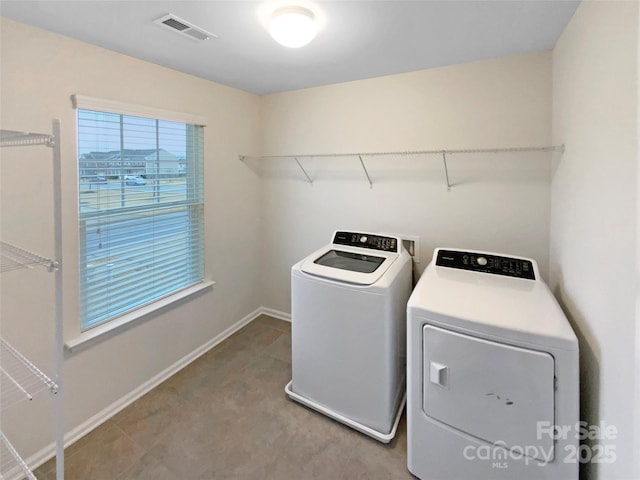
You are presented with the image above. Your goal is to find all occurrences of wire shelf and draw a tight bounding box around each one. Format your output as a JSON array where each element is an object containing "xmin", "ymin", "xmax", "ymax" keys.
[
  {"xmin": 239, "ymin": 144, "xmax": 564, "ymax": 161},
  {"xmin": 1, "ymin": 337, "xmax": 58, "ymax": 410},
  {"xmin": 0, "ymin": 242, "xmax": 56, "ymax": 273},
  {"xmin": 0, "ymin": 431, "xmax": 37, "ymax": 480},
  {"xmin": 0, "ymin": 129, "xmax": 55, "ymax": 148},
  {"xmin": 239, "ymin": 144, "xmax": 565, "ymax": 190}
]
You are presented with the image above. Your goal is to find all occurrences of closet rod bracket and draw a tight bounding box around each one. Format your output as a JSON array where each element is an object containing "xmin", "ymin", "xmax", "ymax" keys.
[
  {"xmin": 358, "ymin": 156, "xmax": 373, "ymax": 189},
  {"xmin": 442, "ymin": 151, "xmax": 451, "ymax": 192},
  {"xmin": 294, "ymin": 157, "xmax": 313, "ymax": 184}
]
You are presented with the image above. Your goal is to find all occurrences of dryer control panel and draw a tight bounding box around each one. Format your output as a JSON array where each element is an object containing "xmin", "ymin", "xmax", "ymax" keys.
[
  {"xmin": 436, "ymin": 249, "xmax": 536, "ymax": 280},
  {"xmin": 333, "ymin": 231, "xmax": 399, "ymax": 253}
]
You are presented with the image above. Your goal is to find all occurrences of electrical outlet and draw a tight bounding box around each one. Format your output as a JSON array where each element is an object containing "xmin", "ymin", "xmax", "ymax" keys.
[{"xmin": 401, "ymin": 235, "xmax": 420, "ymax": 263}]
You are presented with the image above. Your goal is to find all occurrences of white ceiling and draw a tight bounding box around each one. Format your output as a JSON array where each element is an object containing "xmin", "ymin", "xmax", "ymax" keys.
[{"xmin": 0, "ymin": 0, "xmax": 580, "ymax": 95}]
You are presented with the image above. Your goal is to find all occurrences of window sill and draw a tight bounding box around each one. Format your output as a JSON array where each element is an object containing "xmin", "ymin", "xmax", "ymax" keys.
[{"xmin": 65, "ymin": 280, "xmax": 215, "ymax": 353}]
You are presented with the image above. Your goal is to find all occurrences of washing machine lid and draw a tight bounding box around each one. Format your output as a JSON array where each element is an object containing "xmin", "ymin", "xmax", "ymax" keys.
[
  {"xmin": 423, "ymin": 325, "xmax": 555, "ymax": 461},
  {"xmin": 313, "ymin": 249, "xmax": 386, "ymax": 273},
  {"xmin": 300, "ymin": 231, "xmax": 401, "ymax": 285},
  {"xmin": 408, "ymin": 248, "xmax": 578, "ymax": 350}
]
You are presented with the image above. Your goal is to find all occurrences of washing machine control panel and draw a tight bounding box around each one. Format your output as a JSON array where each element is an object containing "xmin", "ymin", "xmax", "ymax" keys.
[
  {"xmin": 333, "ymin": 231, "xmax": 399, "ymax": 252},
  {"xmin": 436, "ymin": 249, "xmax": 536, "ymax": 280}
]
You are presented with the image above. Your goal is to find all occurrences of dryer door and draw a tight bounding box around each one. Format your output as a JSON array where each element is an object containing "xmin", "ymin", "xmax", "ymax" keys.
[{"xmin": 422, "ymin": 325, "xmax": 555, "ymax": 461}]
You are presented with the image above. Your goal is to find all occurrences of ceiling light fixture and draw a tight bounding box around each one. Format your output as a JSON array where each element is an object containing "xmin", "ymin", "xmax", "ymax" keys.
[{"xmin": 269, "ymin": 6, "xmax": 318, "ymax": 48}]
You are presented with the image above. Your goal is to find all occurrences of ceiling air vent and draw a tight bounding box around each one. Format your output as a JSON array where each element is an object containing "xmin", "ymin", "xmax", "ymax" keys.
[{"xmin": 154, "ymin": 14, "xmax": 217, "ymax": 41}]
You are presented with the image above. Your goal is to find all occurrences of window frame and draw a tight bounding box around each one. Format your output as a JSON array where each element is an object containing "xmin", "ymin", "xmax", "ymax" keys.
[{"xmin": 68, "ymin": 95, "xmax": 212, "ymax": 350}]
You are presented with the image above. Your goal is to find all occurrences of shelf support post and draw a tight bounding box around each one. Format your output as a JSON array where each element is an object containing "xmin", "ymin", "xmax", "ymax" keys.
[{"xmin": 52, "ymin": 119, "xmax": 65, "ymax": 480}]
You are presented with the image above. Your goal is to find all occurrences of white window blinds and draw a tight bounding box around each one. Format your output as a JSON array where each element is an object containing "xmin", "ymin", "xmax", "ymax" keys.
[{"xmin": 76, "ymin": 107, "xmax": 205, "ymax": 330}]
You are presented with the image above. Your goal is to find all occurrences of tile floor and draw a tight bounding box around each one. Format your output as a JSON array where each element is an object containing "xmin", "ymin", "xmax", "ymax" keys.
[{"xmin": 35, "ymin": 315, "xmax": 414, "ymax": 479}]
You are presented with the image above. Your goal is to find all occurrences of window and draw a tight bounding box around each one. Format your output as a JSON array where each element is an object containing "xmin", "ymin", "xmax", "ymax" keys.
[{"xmin": 76, "ymin": 104, "xmax": 204, "ymax": 330}]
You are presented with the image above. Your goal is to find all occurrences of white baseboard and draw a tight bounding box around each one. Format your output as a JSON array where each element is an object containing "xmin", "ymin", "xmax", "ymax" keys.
[
  {"xmin": 23, "ymin": 306, "xmax": 271, "ymax": 476},
  {"xmin": 257, "ymin": 306, "xmax": 291, "ymax": 322}
]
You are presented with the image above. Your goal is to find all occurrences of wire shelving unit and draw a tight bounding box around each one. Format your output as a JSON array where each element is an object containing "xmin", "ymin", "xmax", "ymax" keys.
[{"xmin": 0, "ymin": 121, "xmax": 64, "ymax": 480}]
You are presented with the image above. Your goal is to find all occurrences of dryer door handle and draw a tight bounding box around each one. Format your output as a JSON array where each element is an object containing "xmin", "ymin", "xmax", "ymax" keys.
[{"xmin": 430, "ymin": 361, "xmax": 449, "ymax": 388}]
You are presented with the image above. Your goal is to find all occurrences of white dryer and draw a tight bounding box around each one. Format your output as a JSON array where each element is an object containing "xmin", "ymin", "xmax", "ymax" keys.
[
  {"xmin": 407, "ymin": 248, "xmax": 579, "ymax": 480},
  {"xmin": 286, "ymin": 231, "xmax": 412, "ymax": 443}
]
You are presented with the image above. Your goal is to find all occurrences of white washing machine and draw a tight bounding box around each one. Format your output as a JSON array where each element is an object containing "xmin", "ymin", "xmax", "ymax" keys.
[
  {"xmin": 407, "ymin": 248, "xmax": 579, "ymax": 480},
  {"xmin": 285, "ymin": 230, "xmax": 412, "ymax": 443}
]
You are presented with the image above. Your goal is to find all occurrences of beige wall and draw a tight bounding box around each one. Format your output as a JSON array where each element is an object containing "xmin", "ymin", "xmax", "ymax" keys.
[
  {"xmin": 0, "ymin": 16, "xmax": 262, "ymax": 460},
  {"xmin": 259, "ymin": 52, "xmax": 554, "ymax": 313},
  {"xmin": 551, "ymin": 1, "xmax": 639, "ymax": 479}
]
